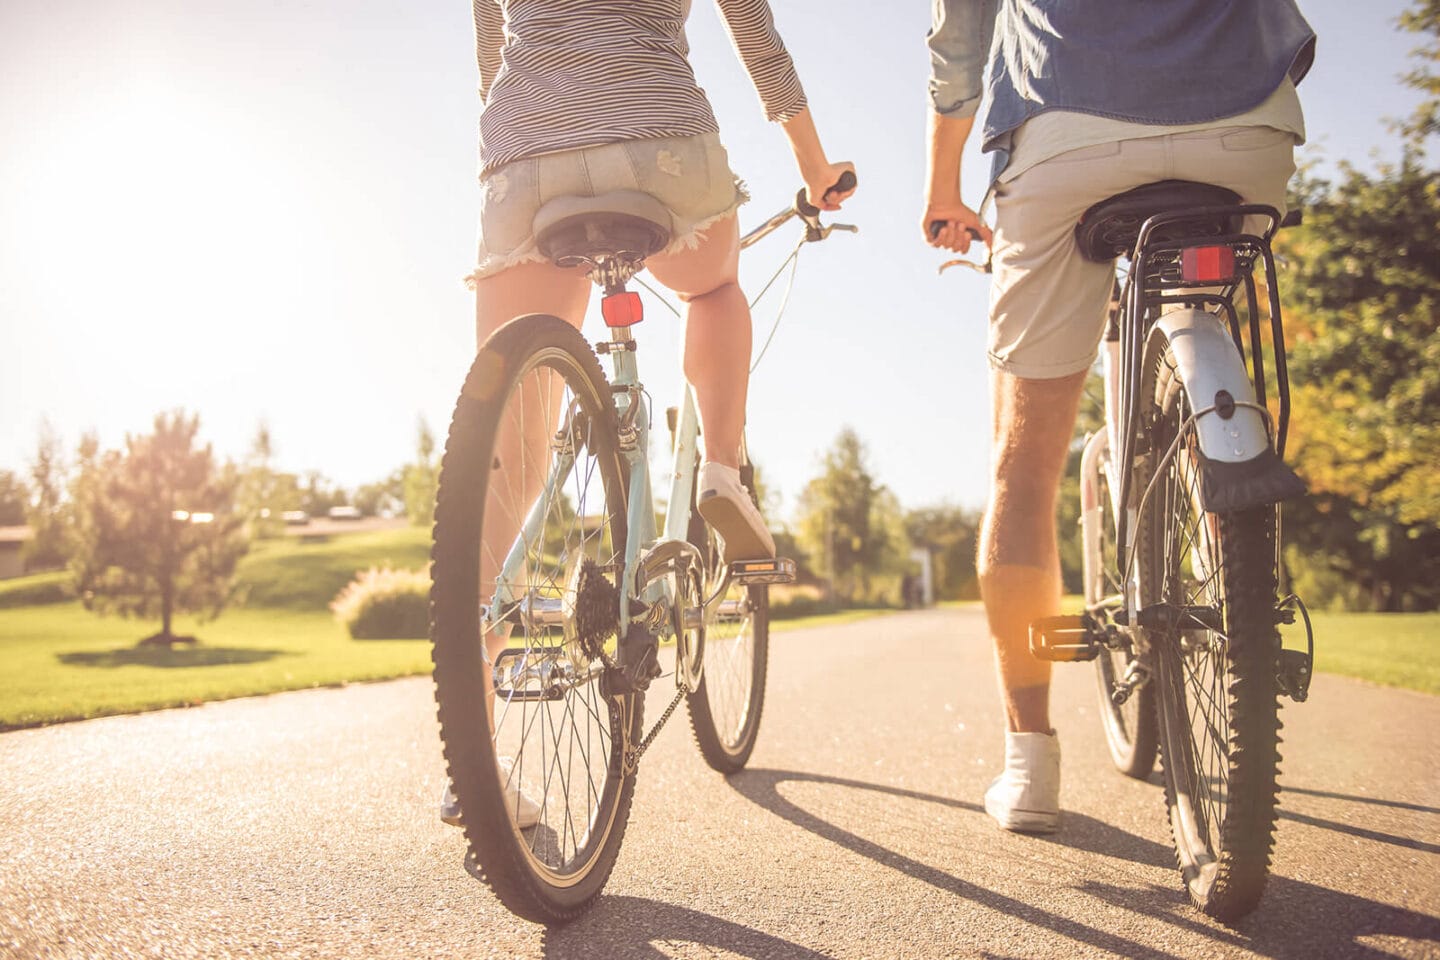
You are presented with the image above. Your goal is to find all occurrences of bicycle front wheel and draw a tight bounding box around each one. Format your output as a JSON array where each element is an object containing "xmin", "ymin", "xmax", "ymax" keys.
[
  {"xmin": 1139, "ymin": 333, "xmax": 1281, "ymax": 921},
  {"xmin": 684, "ymin": 470, "xmax": 769, "ymax": 773},
  {"xmin": 431, "ymin": 314, "xmax": 639, "ymax": 924}
]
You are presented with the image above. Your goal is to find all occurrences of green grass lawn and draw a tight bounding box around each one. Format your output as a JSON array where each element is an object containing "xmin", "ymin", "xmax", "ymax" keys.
[
  {"xmin": 0, "ymin": 604, "xmax": 433, "ymax": 730},
  {"xmin": 1304, "ymin": 611, "xmax": 1439, "ymax": 696},
  {"xmin": 1, "ymin": 525, "xmax": 1434, "ymax": 730}
]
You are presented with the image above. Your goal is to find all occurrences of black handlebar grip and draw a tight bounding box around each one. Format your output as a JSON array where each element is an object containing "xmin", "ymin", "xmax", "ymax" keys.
[
  {"xmin": 795, "ymin": 170, "xmax": 857, "ymax": 217},
  {"xmin": 928, "ymin": 220, "xmax": 983, "ymax": 242}
]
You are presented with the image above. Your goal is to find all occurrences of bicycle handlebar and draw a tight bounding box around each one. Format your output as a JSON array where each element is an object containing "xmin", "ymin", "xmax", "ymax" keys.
[
  {"xmin": 739, "ymin": 171, "xmax": 858, "ymax": 250},
  {"xmin": 794, "ymin": 170, "xmax": 857, "ymax": 219},
  {"xmin": 928, "ymin": 220, "xmax": 983, "ymax": 243}
]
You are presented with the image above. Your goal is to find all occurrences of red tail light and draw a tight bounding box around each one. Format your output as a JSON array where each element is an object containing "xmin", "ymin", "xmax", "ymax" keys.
[
  {"xmin": 601, "ymin": 291, "xmax": 644, "ymax": 327},
  {"xmin": 1181, "ymin": 245, "xmax": 1237, "ymax": 283}
]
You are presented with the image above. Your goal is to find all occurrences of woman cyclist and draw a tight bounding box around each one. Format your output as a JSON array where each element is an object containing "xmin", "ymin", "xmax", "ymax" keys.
[{"xmin": 441, "ymin": 0, "xmax": 855, "ymax": 826}]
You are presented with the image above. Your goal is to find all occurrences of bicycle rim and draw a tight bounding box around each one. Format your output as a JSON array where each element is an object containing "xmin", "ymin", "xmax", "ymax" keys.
[{"xmin": 431, "ymin": 315, "xmax": 638, "ymax": 922}]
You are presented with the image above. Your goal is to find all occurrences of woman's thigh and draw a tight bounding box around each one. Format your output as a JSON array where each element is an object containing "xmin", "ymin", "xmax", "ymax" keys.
[{"xmin": 644, "ymin": 214, "xmax": 741, "ymax": 300}]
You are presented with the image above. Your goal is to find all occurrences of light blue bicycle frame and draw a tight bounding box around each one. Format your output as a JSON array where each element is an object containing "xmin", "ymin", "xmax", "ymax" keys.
[{"xmin": 486, "ymin": 199, "xmax": 826, "ymax": 640}]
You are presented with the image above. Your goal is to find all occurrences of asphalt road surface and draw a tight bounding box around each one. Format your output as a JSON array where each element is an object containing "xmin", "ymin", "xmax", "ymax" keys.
[{"xmin": 2, "ymin": 607, "xmax": 1437, "ymax": 959}]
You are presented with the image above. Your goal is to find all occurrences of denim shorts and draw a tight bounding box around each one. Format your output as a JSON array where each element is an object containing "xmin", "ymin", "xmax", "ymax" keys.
[{"xmin": 469, "ymin": 131, "xmax": 748, "ymax": 283}]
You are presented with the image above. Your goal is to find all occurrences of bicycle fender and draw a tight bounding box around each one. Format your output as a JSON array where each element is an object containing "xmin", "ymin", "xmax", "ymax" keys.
[{"xmin": 1150, "ymin": 310, "xmax": 1306, "ymax": 512}]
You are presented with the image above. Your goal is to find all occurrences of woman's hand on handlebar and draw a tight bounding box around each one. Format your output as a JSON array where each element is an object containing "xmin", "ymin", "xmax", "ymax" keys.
[
  {"xmin": 923, "ymin": 199, "xmax": 991, "ymax": 254},
  {"xmin": 802, "ymin": 161, "xmax": 857, "ymax": 212}
]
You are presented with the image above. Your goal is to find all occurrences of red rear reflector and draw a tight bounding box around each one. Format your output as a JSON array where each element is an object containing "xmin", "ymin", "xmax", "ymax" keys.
[
  {"xmin": 601, "ymin": 291, "xmax": 644, "ymax": 327},
  {"xmin": 1181, "ymin": 245, "xmax": 1236, "ymax": 283}
]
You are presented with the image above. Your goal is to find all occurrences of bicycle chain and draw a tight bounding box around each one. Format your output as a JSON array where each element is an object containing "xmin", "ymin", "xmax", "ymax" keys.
[{"xmin": 623, "ymin": 684, "xmax": 687, "ymax": 776}]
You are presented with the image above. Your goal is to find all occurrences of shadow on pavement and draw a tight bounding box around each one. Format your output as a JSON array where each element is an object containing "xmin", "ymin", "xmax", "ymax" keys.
[
  {"xmin": 1275, "ymin": 782, "xmax": 1440, "ymax": 855},
  {"xmin": 57, "ymin": 647, "xmax": 288, "ymax": 669},
  {"xmin": 728, "ymin": 768, "xmax": 1183, "ymax": 960},
  {"xmin": 728, "ymin": 768, "xmax": 1440, "ymax": 960},
  {"xmin": 540, "ymin": 896, "xmax": 839, "ymax": 959}
]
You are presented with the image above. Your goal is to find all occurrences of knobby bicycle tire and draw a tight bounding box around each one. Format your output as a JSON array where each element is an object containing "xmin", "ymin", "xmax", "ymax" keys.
[
  {"xmin": 430, "ymin": 314, "xmax": 641, "ymax": 924},
  {"xmin": 1139, "ymin": 329, "xmax": 1282, "ymax": 921}
]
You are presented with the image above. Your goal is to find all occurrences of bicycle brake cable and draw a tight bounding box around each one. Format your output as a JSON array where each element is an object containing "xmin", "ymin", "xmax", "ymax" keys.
[
  {"xmin": 634, "ymin": 235, "xmax": 808, "ymax": 376},
  {"xmin": 747, "ymin": 237, "xmax": 805, "ymax": 374}
]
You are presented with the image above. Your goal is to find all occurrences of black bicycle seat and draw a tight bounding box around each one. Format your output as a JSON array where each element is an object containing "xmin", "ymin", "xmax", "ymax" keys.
[
  {"xmin": 1075, "ymin": 180, "xmax": 1242, "ymax": 263},
  {"xmin": 534, "ymin": 191, "xmax": 672, "ymax": 266}
]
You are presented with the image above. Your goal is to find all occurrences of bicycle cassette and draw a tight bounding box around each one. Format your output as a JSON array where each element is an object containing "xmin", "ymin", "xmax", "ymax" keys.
[{"xmin": 562, "ymin": 557, "xmax": 620, "ymax": 662}]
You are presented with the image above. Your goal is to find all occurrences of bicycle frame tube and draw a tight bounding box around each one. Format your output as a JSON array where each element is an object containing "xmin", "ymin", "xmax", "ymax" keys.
[
  {"xmin": 489, "ymin": 446, "xmax": 575, "ymax": 616},
  {"xmin": 663, "ymin": 386, "xmax": 701, "ymax": 543}
]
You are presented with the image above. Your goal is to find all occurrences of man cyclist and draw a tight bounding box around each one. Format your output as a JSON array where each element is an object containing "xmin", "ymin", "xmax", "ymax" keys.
[{"xmin": 922, "ymin": 0, "xmax": 1315, "ymax": 833}]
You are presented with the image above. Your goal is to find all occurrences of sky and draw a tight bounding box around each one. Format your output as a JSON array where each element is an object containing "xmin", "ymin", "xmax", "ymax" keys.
[{"xmin": 0, "ymin": 0, "xmax": 1426, "ymax": 522}]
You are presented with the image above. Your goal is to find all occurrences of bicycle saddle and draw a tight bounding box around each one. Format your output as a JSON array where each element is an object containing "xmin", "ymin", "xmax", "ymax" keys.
[
  {"xmin": 534, "ymin": 191, "xmax": 672, "ymax": 266},
  {"xmin": 1075, "ymin": 180, "xmax": 1242, "ymax": 263}
]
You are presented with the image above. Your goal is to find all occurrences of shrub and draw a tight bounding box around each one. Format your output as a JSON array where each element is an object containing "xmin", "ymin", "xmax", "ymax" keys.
[
  {"xmin": 330, "ymin": 566, "xmax": 430, "ymax": 639},
  {"xmin": 0, "ymin": 570, "xmax": 74, "ymax": 609}
]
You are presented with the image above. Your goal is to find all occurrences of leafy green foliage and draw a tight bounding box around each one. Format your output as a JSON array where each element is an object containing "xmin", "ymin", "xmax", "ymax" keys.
[
  {"xmin": 904, "ymin": 502, "xmax": 981, "ymax": 600},
  {"xmin": 0, "ymin": 470, "xmax": 27, "ymax": 527},
  {"xmin": 403, "ymin": 417, "xmax": 440, "ymax": 526},
  {"xmin": 794, "ymin": 428, "xmax": 907, "ymax": 604},
  {"xmin": 24, "ymin": 420, "xmax": 68, "ymax": 570},
  {"xmin": 235, "ymin": 422, "xmax": 303, "ymax": 539},
  {"xmin": 69, "ymin": 411, "xmax": 249, "ymax": 639},
  {"xmin": 1277, "ymin": 155, "xmax": 1440, "ymax": 610}
]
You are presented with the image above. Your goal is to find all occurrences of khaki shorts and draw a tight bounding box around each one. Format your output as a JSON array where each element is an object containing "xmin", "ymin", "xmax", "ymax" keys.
[
  {"xmin": 988, "ymin": 126, "xmax": 1296, "ymax": 379},
  {"xmin": 470, "ymin": 131, "xmax": 748, "ymax": 283}
]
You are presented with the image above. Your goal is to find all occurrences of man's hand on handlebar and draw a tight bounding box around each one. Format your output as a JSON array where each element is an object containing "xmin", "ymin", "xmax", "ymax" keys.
[{"xmin": 923, "ymin": 200, "xmax": 991, "ymax": 254}]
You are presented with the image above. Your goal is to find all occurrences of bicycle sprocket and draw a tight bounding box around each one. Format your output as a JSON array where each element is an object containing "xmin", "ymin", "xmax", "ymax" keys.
[{"xmin": 564, "ymin": 557, "xmax": 620, "ymax": 662}]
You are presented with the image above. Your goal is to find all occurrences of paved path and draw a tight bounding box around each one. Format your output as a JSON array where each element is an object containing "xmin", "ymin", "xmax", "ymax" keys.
[{"xmin": 2, "ymin": 607, "xmax": 1437, "ymax": 959}]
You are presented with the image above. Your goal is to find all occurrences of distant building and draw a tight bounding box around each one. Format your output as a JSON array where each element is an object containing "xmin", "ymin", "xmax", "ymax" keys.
[{"xmin": 0, "ymin": 526, "xmax": 34, "ymax": 580}]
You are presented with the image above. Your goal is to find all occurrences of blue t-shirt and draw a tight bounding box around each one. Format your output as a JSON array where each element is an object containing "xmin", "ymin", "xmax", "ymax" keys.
[{"xmin": 928, "ymin": 0, "xmax": 1316, "ymax": 184}]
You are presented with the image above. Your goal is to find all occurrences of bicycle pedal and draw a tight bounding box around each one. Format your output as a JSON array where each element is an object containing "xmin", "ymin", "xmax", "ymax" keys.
[
  {"xmin": 1029, "ymin": 616, "xmax": 1101, "ymax": 662},
  {"xmin": 726, "ymin": 557, "xmax": 796, "ymax": 586}
]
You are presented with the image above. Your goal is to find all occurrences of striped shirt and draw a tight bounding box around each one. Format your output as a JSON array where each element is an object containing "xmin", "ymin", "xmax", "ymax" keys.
[{"xmin": 473, "ymin": 0, "xmax": 807, "ymax": 174}]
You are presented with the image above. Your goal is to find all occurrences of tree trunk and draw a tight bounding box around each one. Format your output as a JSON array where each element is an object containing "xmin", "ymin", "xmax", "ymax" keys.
[{"xmin": 162, "ymin": 576, "xmax": 173, "ymax": 640}]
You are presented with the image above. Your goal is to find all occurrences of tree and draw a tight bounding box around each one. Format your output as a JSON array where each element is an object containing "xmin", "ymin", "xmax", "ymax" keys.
[
  {"xmin": 794, "ymin": 428, "xmax": 892, "ymax": 604},
  {"xmin": 235, "ymin": 422, "xmax": 302, "ymax": 537},
  {"xmin": 70, "ymin": 411, "xmax": 249, "ymax": 644},
  {"xmin": 298, "ymin": 471, "xmax": 347, "ymax": 518},
  {"xmin": 905, "ymin": 503, "xmax": 981, "ymax": 600},
  {"xmin": 1398, "ymin": 0, "xmax": 1439, "ymax": 146},
  {"xmin": 404, "ymin": 417, "xmax": 440, "ymax": 526},
  {"xmin": 354, "ymin": 469, "xmax": 405, "ymax": 518},
  {"xmin": 0, "ymin": 470, "xmax": 28, "ymax": 526},
  {"xmin": 24, "ymin": 420, "xmax": 69, "ymax": 570},
  {"xmin": 1270, "ymin": 6, "xmax": 1440, "ymax": 610}
]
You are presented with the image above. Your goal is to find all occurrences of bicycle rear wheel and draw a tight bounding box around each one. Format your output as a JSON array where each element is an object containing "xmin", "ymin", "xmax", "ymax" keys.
[
  {"xmin": 431, "ymin": 314, "xmax": 639, "ymax": 923},
  {"xmin": 684, "ymin": 464, "xmax": 769, "ymax": 773},
  {"xmin": 1139, "ymin": 333, "xmax": 1281, "ymax": 921}
]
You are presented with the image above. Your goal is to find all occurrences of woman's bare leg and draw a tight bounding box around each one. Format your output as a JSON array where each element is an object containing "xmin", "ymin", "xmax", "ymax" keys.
[
  {"xmin": 472, "ymin": 260, "xmax": 590, "ymax": 671},
  {"xmin": 646, "ymin": 215, "xmax": 749, "ymax": 468}
]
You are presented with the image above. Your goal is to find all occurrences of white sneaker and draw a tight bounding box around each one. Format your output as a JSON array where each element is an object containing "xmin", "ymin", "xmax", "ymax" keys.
[
  {"xmin": 984, "ymin": 731, "xmax": 1061, "ymax": 833},
  {"xmin": 696, "ymin": 462, "xmax": 775, "ymax": 562},
  {"xmin": 439, "ymin": 757, "xmax": 543, "ymax": 829}
]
